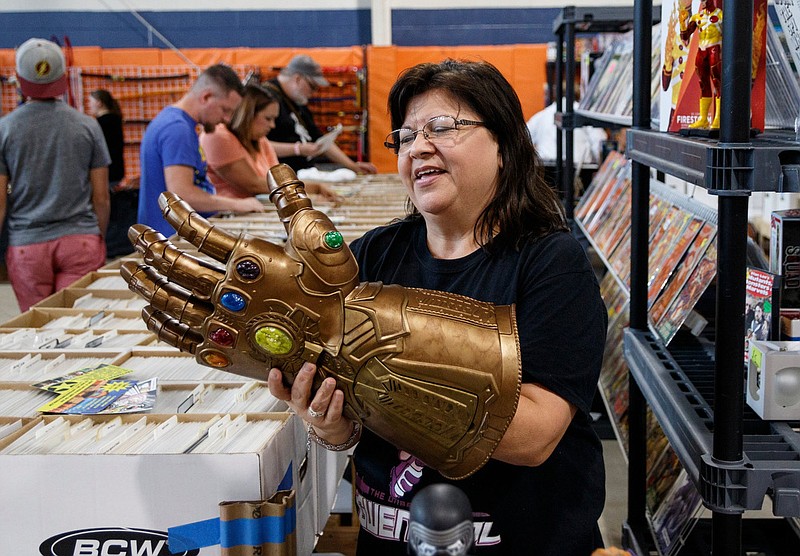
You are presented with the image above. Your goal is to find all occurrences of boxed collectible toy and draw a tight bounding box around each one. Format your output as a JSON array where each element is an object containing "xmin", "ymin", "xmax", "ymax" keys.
[
  {"xmin": 659, "ymin": 0, "xmax": 767, "ymax": 132},
  {"xmin": 770, "ymin": 209, "xmax": 800, "ymax": 310},
  {"xmin": 747, "ymin": 340, "xmax": 800, "ymax": 420}
]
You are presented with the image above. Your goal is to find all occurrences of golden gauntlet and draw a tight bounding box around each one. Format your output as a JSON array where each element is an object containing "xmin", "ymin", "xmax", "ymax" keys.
[{"xmin": 121, "ymin": 164, "xmax": 521, "ymax": 479}]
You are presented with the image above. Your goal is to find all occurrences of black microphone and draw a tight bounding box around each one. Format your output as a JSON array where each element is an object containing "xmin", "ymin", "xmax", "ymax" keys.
[{"xmin": 407, "ymin": 483, "xmax": 474, "ymax": 556}]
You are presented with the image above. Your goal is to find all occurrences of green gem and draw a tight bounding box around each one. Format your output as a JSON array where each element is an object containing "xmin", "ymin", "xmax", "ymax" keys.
[
  {"xmin": 324, "ymin": 231, "xmax": 344, "ymax": 249},
  {"xmin": 254, "ymin": 326, "xmax": 293, "ymax": 355}
]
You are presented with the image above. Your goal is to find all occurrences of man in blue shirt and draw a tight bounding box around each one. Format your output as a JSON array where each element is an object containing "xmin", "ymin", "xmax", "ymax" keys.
[{"xmin": 139, "ymin": 64, "xmax": 263, "ymax": 237}]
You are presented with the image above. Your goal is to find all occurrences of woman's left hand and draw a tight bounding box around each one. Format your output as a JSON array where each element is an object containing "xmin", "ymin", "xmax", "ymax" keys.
[{"xmin": 267, "ymin": 361, "xmax": 354, "ymax": 443}]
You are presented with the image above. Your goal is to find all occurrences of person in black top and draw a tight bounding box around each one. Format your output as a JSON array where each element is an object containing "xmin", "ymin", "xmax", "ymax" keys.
[
  {"xmin": 89, "ymin": 89, "xmax": 135, "ymax": 258},
  {"xmin": 264, "ymin": 54, "xmax": 377, "ymax": 175},
  {"xmin": 267, "ymin": 59, "xmax": 608, "ymax": 555}
]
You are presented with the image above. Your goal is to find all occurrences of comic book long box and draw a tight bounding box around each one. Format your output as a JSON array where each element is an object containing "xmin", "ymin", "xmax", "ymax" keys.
[
  {"xmin": 770, "ymin": 209, "xmax": 800, "ymax": 310},
  {"xmin": 659, "ymin": 0, "xmax": 767, "ymax": 132},
  {"xmin": 0, "ymin": 413, "xmax": 315, "ymax": 556}
]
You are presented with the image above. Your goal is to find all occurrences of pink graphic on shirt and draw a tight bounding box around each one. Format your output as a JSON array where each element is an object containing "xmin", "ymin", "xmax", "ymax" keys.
[{"xmin": 390, "ymin": 450, "xmax": 426, "ymax": 498}]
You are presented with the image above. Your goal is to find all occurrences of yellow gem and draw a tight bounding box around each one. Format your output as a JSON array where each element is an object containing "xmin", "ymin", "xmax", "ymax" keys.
[{"xmin": 254, "ymin": 326, "xmax": 293, "ymax": 355}]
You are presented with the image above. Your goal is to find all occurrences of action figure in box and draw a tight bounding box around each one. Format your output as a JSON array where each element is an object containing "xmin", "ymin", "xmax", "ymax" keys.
[
  {"xmin": 660, "ymin": 0, "xmax": 767, "ymax": 133},
  {"xmin": 679, "ymin": 0, "xmax": 722, "ymax": 129}
]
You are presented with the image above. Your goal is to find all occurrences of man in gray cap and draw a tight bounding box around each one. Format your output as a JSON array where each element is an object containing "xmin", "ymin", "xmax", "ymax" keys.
[
  {"xmin": 265, "ymin": 54, "xmax": 377, "ymax": 174},
  {"xmin": 0, "ymin": 38, "xmax": 110, "ymax": 311}
]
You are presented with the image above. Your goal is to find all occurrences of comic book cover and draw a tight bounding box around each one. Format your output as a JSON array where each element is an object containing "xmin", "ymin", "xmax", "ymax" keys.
[
  {"xmin": 651, "ymin": 470, "xmax": 704, "ymax": 556},
  {"xmin": 744, "ymin": 267, "xmax": 781, "ymax": 364},
  {"xmin": 649, "ymin": 196, "xmax": 673, "ymax": 242},
  {"xmin": 584, "ymin": 170, "xmax": 632, "ymax": 237},
  {"xmin": 659, "ymin": 0, "xmax": 767, "ymax": 132},
  {"xmin": 648, "ymin": 215, "xmax": 705, "ymax": 307},
  {"xmin": 104, "ymin": 378, "xmax": 159, "ymax": 414},
  {"xmin": 37, "ymin": 377, "xmax": 138, "ymax": 414},
  {"xmin": 594, "ymin": 185, "xmax": 633, "ymax": 257},
  {"xmin": 575, "ymin": 151, "xmax": 626, "ymax": 223},
  {"xmin": 646, "ymin": 207, "xmax": 691, "ymax": 294},
  {"xmin": 608, "ymin": 227, "xmax": 633, "ymax": 288},
  {"xmin": 655, "ymin": 242, "xmax": 718, "ymax": 344},
  {"xmin": 646, "ymin": 443, "xmax": 684, "ymax": 516},
  {"xmin": 649, "ymin": 222, "xmax": 717, "ymax": 326},
  {"xmin": 32, "ymin": 363, "xmax": 132, "ymax": 393}
]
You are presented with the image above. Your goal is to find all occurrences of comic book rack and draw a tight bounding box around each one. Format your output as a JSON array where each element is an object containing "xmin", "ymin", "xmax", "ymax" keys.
[
  {"xmin": 577, "ymin": 150, "xmax": 722, "ymax": 556},
  {"xmin": 622, "ymin": 1, "xmax": 800, "ymax": 555}
]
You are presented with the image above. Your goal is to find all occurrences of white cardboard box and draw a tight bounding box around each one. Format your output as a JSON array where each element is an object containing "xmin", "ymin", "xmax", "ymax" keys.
[{"xmin": 0, "ymin": 413, "xmax": 314, "ymax": 555}]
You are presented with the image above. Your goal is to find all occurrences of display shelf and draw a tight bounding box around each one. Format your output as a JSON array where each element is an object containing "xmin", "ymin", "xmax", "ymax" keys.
[
  {"xmin": 625, "ymin": 327, "xmax": 800, "ymax": 516},
  {"xmin": 552, "ymin": 6, "xmax": 644, "ymax": 220},
  {"xmin": 627, "ymin": 129, "xmax": 800, "ymax": 193},
  {"xmin": 576, "ymin": 108, "xmax": 632, "ymax": 129},
  {"xmin": 552, "ymin": 6, "xmax": 637, "ymax": 35},
  {"xmin": 625, "ymin": 1, "xmax": 799, "ymax": 554},
  {"xmin": 554, "ymin": 109, "xmax": 631, "ymax": 130}
]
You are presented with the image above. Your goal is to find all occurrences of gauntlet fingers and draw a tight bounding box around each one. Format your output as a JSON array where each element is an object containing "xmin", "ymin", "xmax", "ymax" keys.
[
  {"xmin": 127, "ymin": 224, "xmax": 225, "ymax": 300},
  {"xmin": 141, "ymin": 306, "xmax": 204, "ymax": 354},
  {"xmin": 120, "ymin": 262, "xmax": 213, "ymax": 327},
  {"xmin": 158, "ymin": 191, "xmax": 239, "ymax": 263}
]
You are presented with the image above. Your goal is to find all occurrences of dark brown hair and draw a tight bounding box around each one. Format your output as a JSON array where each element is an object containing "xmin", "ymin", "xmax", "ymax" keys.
[
  {"xmin": 227, "ymin": 84, "xmax": 279, "ymax": 155},
  {"xmin": 90, "ymin": 89, "xmax": 122, "ymax": 118},
  {"xmin": 388, "ymin": 59, "xmax": 567, "ymax": 250}
]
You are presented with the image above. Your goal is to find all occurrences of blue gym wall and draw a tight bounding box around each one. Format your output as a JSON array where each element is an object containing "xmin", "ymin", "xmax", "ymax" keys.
[{"xmin": 0, "ymin": 7, "xmax": 564, "ymax": 49}]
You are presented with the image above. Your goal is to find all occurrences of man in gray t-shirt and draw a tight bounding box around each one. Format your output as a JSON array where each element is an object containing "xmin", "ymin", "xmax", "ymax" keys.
[{"xmin": 0, "ymin": 38, "xmax": 110, "ymax": 311}]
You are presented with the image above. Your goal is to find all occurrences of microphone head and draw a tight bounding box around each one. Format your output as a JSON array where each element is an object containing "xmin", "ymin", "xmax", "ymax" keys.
[{"xmin": 407, "ymin": 484, "xmax": 474, "ymax": 556}]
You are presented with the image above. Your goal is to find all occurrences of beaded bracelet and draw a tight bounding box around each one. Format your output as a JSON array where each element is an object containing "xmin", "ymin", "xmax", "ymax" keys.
[
  {"xmin": 307, "ymin": 421, "xmax": 362, "ymax": 452},
  {"xmin": 293, "ymin": 141, "xmax": 301, "ymax": 156}
]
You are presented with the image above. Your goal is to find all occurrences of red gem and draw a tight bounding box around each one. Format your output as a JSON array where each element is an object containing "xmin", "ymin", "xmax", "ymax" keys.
[{"xmin": 209, "ymin": 327, "xmax": 234, "ymax": 347}]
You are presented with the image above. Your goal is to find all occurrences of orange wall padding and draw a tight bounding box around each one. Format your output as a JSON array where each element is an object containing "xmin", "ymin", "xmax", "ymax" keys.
[
  {"xmin": 1, "ymin": 44, "xmax": 547, "ymax": 174},
  {"xmin": 366, "ymin": 44, "xmax": 548, "ymax": 172}
]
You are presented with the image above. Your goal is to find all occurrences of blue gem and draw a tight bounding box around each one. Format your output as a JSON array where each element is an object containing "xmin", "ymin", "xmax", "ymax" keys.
[{"xmin": 220, "ymin": 291, "xmax": 246, "ymax": 312}]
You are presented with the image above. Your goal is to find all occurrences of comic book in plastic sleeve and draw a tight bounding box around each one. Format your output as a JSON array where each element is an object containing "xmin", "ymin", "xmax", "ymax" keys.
[
  {"xmin": 655, "ymin": 242, "xmax": 718, "ymax": 344},
  {"xmin": 575, "ymin": 151, "xmax": 627, "ymax": 223},
  {"xmin": 647, "ymin": 215, "xmax": 704, "ymax": 307},
  {"xmin": 649, "ymin": 222, "xmax": 717, "ymax": 326},
  {"xmin": 37, "ymin": 378, "xmax": 138, "ymax": 414},
  {"xmin": 651, "ymin": 469, "xmax": 704, "ymax": 556},
  {"xmin": 608, "ymin": 227, "xmax": 634, "ymax": 289},
  {"xmin": 578, "ymin": 159, "xmax": 630, "ymax": 234},
  {"xmin": 593, "ymin": 184, "xmax": 632, "ymax": 257},
  {"xmin": 585, "ymin": 174, "xmax": 631, "ymax": 239}
]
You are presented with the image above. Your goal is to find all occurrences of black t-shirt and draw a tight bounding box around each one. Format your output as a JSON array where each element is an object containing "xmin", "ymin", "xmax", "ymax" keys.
[
  {"xmin": 264, "ymin": 78, "xmax": 322, "ymax": 172},
  {"xmin": 348, "ymin": 218, "xmax": 608, "ymax": 556},
  {"xmin": 96, "ymin": 112, "xmax": 125, "ymax": 182}
]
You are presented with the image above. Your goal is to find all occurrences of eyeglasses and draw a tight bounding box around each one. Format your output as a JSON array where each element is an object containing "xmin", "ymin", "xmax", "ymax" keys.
[
  {"xmin": 384, "ymin": 115, "xmax": 485, "ymax": 155},
  {"xmin": 302, "ymin": 75, "xmax": 319, "ymax": 93}
]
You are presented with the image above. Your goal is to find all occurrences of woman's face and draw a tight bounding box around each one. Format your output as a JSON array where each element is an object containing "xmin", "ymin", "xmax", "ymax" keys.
[
  {"xmin": 88, "ymin": 96, "xmax": 102, "ymax": 116},
  {"xmin": 250, "ymin": 102, "xmax": 279, "ymax": 140},
  {"xmin": 397, "ymin": 89, "xmax": 500, "ymax": 223}
]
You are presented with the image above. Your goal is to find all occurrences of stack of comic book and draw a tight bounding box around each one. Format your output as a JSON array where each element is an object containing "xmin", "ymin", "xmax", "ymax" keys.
[{"xmin": 578, "ymin": 26, "xmax": 662, "ymax": 123}]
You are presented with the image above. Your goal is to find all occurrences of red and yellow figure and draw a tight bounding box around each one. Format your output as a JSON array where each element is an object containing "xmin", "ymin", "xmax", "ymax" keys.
[{"xmin": 680, "ymin": 0, "xmax": 722, "ymax": 129}]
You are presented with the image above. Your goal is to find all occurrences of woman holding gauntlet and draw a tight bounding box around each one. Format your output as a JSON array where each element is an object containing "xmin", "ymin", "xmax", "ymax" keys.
[{"xmin": 267, "ymin": 59, "xmax": 608, "ymax": 555}]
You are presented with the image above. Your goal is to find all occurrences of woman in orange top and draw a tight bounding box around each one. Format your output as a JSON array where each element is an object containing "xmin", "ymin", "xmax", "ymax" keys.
[{"xmin": 200, "ymin": 84, "xmax": 339, "ymax": 200}]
